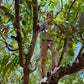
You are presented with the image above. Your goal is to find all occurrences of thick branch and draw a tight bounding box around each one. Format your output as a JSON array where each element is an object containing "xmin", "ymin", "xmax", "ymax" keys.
[
  {"xmin": 47, "ymin": 52, "xmax": 84, "ymax": 84},
  {"xmin": 23, "ymin": 1, "xmax": 38, "ymax": 83},
  {"xmin": 15, "ymin": 0, "xmax": 23, "ymax": 67},
  {"xmin": 26, "ymin": 0, "xmax": 38, "ymax": 63}
]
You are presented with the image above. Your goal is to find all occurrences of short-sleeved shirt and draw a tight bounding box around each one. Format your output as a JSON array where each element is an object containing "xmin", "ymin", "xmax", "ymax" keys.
[{"xmin": 40, "ymin": 21, "xmax": 57, "ymax": 41}]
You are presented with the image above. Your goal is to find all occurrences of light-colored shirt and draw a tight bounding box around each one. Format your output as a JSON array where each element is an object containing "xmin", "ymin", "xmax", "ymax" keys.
[{"xmin": 40, "ymin": 21, "xmax": 57, "ymax": 41}]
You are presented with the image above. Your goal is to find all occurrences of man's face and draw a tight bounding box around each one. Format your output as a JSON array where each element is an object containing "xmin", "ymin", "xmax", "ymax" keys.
[{"xmin": 47, "ymin": 13, "xmax": 53, "ymax": 20}]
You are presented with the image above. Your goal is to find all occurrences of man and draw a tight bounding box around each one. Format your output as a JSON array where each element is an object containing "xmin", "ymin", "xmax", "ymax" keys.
[{"xmin": 39, "ymin": 12, "xmax": 60, "ymax": 83}]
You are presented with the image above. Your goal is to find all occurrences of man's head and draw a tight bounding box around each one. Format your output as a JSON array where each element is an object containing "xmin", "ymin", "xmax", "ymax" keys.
[{"xmin": 47, "ymin": 12, "xmax": 54, "ymax": 20}]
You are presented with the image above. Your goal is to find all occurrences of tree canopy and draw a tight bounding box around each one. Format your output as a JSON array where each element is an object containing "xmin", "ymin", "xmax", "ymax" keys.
[{"xmin": 0, "ymin": 0, "xmax": 84, "ymax": 84}]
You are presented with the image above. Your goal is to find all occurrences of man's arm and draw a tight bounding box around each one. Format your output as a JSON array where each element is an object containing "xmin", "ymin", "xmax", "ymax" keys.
[{"xmin": 37, "ymin": 23, "xmax": 44, "ymax": 33}]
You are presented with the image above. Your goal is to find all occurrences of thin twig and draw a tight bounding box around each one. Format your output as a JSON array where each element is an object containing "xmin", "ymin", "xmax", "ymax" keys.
[
  {"xmin": 55, "ymin": 11, "xmax": 62, "ymax": 18},
  {"xmin": 80, "ymin": 34, "xmax": 84, "ymax": 40},
  {"xmin": 1, "ymin": 33, "xmax": 6, "ymax": 42},
  {"xmin": 69, "ymin": 0, "xmax": 77, "ymax": 9},
  {"xmin": 7, "ymin": 46, "xmax": 19, "ymax": 51},
  {"xmin": 67, "ymin": 0, "xmax": 77, "ymax": 17},
  {"xmin": 61, "ymin": 0, "xmax": 63, "ymax": 10},
  {"xmin": 0, "ymin": 39, "xmax": 5, "ymax": 43},
  {"xmin": 0, "ymin": 46, "xmax": 6, "ymax": 50},
  {"xmin": 0, "ymin": 34, "xmax": 18, "ymax": 51},
  {"xmin": 76, "ymin": 8, "xmax": 81, "ymax": 18},
  {"xmin": 5, "ymin": 41, "xmax": 19, "ymax": 51},
  {"xmin": 55, "ymin": 0, "xmax": 63, "ymax": 18},
  {"xmin": 75, "ymin": 45, "xmax": 84, "ymax": 60},
  {"xmin": 54, "ymin": 23, "xmax": 66, "ymax": 34},
  {"xmin": 30, "ymin": 56, "xmax": 41, "ymax": 73}
]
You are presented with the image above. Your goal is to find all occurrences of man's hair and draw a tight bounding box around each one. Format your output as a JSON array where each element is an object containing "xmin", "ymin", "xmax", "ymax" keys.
[{"xmin": 47, "ymin": 11, "xmax": 53, "ymax": 17}]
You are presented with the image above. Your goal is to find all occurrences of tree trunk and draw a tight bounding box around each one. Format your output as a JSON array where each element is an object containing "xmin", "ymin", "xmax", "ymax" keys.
[
  {"xmin": 23, "ymin": 68, "xmax": 29, "ymax": 84},
  {"xmin": 50, "ymin": 81, "xmax": 58, "ymax": 84}
]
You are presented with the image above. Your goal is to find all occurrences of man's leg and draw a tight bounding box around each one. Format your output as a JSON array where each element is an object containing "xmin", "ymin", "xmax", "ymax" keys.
[
  {"xmin": 40, "ymin": 41, "xmax": 48, "ymax": 77},
  {"xmin": 49, "ymin": 42, "xmax": 58, "ymax": 69}
]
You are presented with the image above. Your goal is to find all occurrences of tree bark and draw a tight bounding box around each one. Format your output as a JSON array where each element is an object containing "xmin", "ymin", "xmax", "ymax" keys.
[
  {"xmin": 23, "ymin": 0, "xmax": 38, "ymax": 84},
  {"xmin": 46, "ymin": 52, "xmax": 84, "ymax": 84},
  {"xmin": 27, "ymin": 0, "xmax": 38, "ymax": 62},
  {"xmin": 15, "ymin": 0, "xmax": 23, "ymax": 67},
  {"xmin": 23, "ymin": 68, "xmax": 29, "ymax": 84}
]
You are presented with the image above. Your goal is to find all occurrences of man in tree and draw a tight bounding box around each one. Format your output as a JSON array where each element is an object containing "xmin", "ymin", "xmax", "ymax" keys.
[{"xmin": 39, "ymin": 12, "xmax": 60, "ymax": 83}]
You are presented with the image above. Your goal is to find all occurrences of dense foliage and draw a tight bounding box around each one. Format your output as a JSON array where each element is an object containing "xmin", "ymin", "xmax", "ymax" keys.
[{"xmin": 0, "ymin": 0, "xmax": 84, "ymax": 84}]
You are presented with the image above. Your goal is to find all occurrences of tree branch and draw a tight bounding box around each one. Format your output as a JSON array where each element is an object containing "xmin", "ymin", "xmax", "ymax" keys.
[
  {"xmin": 76, "ymin": 8, "xmax": 81, "ymax": 18},
  {"xmin": 80, "ymin": 34, "xmax": 84, "ymax": 41},
  {"xmin": 75, "ymin": 45, "xmax": 84, "ymax": 60},
  {"xmin": 69, "ymin": 0, "xmax": 77, "ymax": 9},
  {"xmin": 0, "ymin": 46, "xmax": 6, "ymax": 50},
  {"xmin": 0, "ymin": 36, "xmax": 19, "ymax": 51},
  {"xmin": 11, "ymin": 36, "xmax": 18, "ymax": 41},
  {"xmin": 26, "ymin": 0, "xmax": 38, "ymax": 64},
  {"xmin": 46, "ymin": 52, "xmax": 84, "ymax": 84},
  {"xmin": 61, "ymin": 0, "xmax": 63, "ymax": 10},
  {"xmin": 67, "ymin": 0, "xmax": 77, "ymax": 17},
  {"xmin": 55, "ymin": 11, "xmax": 62, "ymax": 18},
  {"xmin": 55, "ymin": 0, "xmax": 63, "ymax": 18},
  {"xmin": 23, "ymin": 1, "xmax": 38, "ymax": 83},
  {"xmin": 15, "ymin": 0, "xmax": 23, "ymax": 67},
  {"xmin": 58, "ymin": 37, "xmax": 67, "ymax": 66},
  {"xmin": 54, "ymin": 23, "xmax": 63, "ymax": 32},
  {"xmin": 30, "ymin": 56, "xmax": 40, "ymax": 73},
  {"xmin": 6, "ymin": 44, "xmax": 19, "ymax": 51}
]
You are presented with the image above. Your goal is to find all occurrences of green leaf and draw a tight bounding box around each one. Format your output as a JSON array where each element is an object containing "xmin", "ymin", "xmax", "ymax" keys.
[
  {"xmin": 0, "ymin": 6, "xmax": 14, "ymax": 18},
  {"xmin": 67, "ymin": 49, "xmax": 74, "ymax": 56},
  {"xmin": 1, "ymin": 55, "xmax": 10, "ymax": 67},
  {"xmin": 0, "ymin": 6, "xmax": 10, "ymax": 12},
  {"xmin": 22, "ymin": 20, "xmax": 26, "ymax": 25},
  {"xmin": 25, "ymin": 0, "xmax": 33, "ymax": 9},
  {"xmin": 1, "ymin": 56, "xmax": 18, "ymax": 77},
  {"xmin": 68, "ymin": 41, "xmax": 73, "ymax": 48}
]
